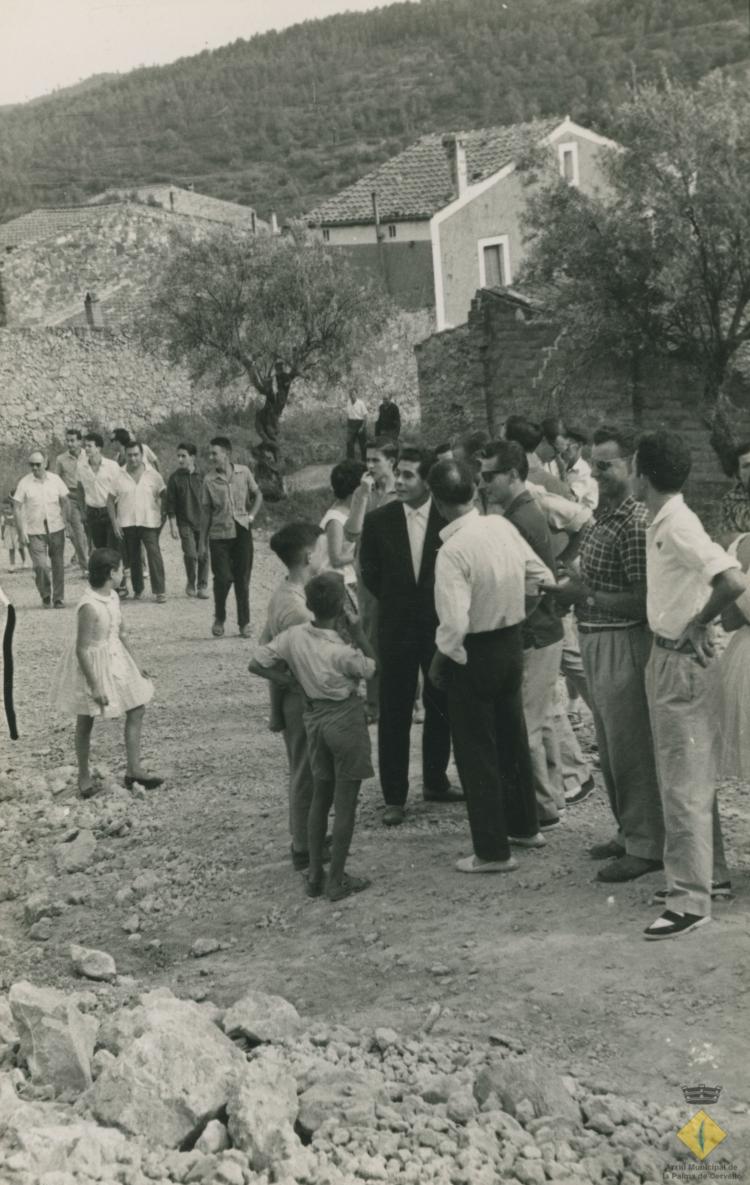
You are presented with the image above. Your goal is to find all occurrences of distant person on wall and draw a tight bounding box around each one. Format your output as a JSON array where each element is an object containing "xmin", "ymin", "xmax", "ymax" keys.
[
  {"xmin": 77, "ymin": 433, "xmax": 129, "ymax": 598},
  {"xmin": 1, "ymin": 493, "xmax": 26, "ymax": 571},
  {"xmin": 13, "ymin": 451, "xmax": 69, "ymax": 608},
  {"xmin": 166, "ymin": 443, "xmax": 209, "ymax": 599},
  {"xmin": 345, "ymin": 392, "xmax": 368, "ymax": 462},
  {"xmin": 375, "ymin": 393, "xmax": 401, "ymax": 440},
  {"xmin": 108, "ymin": 441, "xmax": 168, "ymax": 603},
  {"xmin": 199, "ymin": 436, "xmax": 263, "ymax": 639},
  {"xmin": 54, "ymin": 427, "xmax": 89, "ymax": 573}
]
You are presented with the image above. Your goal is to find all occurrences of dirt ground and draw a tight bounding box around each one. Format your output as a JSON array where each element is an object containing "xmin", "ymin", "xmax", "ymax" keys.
[{"xmin": 1, "ymin": 529, "xmax": 749, "ymax": 1153}]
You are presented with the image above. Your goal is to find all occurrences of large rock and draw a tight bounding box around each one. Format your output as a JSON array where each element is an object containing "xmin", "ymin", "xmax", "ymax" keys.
[
  {"xmin": 221, "ymin": 990, "xmax": 301, "ymax": 1045},
  {"xmin": 16, "ymin": 1121, "xmax": 130, "ymax": 1178},
  {"xmin": 70, "ymin": 943, "xmax": 117, "ymax": 982},
  {"xmin": 54, "ymin": 830, "xmax": 96, "ymax": 875},
  {"xmin": 226, "ymin": 1055, "xmax": 303, "ymax": 1172},
  {"xmin": 9, "ymin": 981, "xmax": 97, "ymax": 1095},
  {"xmin": 474, "ymin": 1055, "xmax": 581, "ymax": 1124},
  {"xmin": 85, "ymin": 995, "xmax": 246, "ymax": 1147},
  {"xmin": 297, "ymin": 1068, "xmax": 387, "ymax": 1135}
]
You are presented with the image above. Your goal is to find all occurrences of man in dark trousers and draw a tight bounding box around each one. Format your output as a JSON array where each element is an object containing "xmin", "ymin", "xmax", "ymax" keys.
[
  {"xmin": 166, "ymin": 442, "xmax": 209, "ymax": 599},
  {"xmin": 375, "ymin": 394, "xmax": 401, "ymax": 440},
  {"xmin": 428, "ymin": 458, "xmax": 552, "ymax": 873},
  {"xmin": 360, "ymin": 443, "xmax": 458, "ymax": 825}
]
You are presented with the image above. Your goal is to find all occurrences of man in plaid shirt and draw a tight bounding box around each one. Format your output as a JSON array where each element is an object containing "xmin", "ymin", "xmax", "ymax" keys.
[
  {"xmin": 714, "ymin": 441, "xmax": 750, "ymax": 540},
  {"xmin": 543, "ymin": 426, "xmax": 665, "ymax": 883}
]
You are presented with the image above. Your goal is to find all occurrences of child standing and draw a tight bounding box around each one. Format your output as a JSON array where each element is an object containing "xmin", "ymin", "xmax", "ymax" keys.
[
  {"xmin": 51, "ymin": 547, "xmax": 163, "ymax": 797},
  {"xmin": 261, "ymin": 521, "xmax": 328, "ymax": 869},
  {"xmin": 250, "ymin": 571, "xmax": 375, "ymax": 901},
  {"xmin": 2, "ymin": 494, "xmax": 26, "ymax": 571}
]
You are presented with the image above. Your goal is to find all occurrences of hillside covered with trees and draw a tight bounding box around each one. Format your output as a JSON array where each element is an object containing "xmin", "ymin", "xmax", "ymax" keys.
[{"xmin": 0, "ymin": 0, "xmax": 747, "ymax": 224}]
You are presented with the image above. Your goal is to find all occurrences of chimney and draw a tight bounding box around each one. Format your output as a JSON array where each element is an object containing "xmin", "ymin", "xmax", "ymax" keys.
[
  {"xmin": 442, "ymin": 133, "xmax": 468, "ymax": 198},
  {"xmin": 251, "ymin": 210, "xmax": 257, "ymax": 235},
  {"xmin": 270, "ymin": 212, "xmax": 279, "ymax": 236}
]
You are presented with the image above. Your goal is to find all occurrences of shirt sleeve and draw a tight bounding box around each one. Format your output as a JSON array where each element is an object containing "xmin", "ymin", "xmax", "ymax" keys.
[
  {"xmin": 246, "ymin": 467, "xmax": 259, "ymax": 497},
  {"xmin": 12, "ymin": 478, "xmax": 26, "ymax": 505},
  {"xmin": 434, "ymin": 546, "xmax": 472, "ymax": 665},
  {"xmin": 165, "ymin": 474, "xmax": 176, "ymax": 518},
  {"xmin": 530, "ymin": 486, "xmax": 592, "ymax": 533},
  {"xmin": 252, "ymin": 632, "xmax": 290, "ymax": 669},
  {"xmin": 54, "ymin": 474, "xmax": 69, "ymax": 498},
  {"xmin": 668, "ymin": 521, "xmax": 740, "ymax": 581},
  {"xmin": 334, "ymin": 645, "xmax": 376, "ymax": 681},
  {"xmin": 519, "ymin": 535, "xmax": 553, "ymax": 588},
  {"xmin": 620, "ymin": 517, "xmax": 648, "ymax": 585},
  {"xmin": 154, "ymin": 472, "xmax": 167, "ymax": 496}
]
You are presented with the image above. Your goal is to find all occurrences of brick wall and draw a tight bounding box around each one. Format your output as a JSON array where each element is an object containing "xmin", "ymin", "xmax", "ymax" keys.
[
  {"xmin": 0, "ymin": 328, "xmax": 198, "ymax": 445},
  {"xmin": 416, "ymin": 289, "xmax": 750, "ymax": 510}
]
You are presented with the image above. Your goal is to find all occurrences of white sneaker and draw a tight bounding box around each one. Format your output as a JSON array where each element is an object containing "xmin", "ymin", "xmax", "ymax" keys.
[
  {"xmin": 456, "ymin": 854, "xmax": 519, "ymax": 874},
  {"xmin": 508, "ymin": 833, "xmax": 546, "ymax": 848}
]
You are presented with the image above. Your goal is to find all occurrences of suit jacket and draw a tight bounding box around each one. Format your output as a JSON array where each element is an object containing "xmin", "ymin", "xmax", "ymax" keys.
[{"xmin": 359, "ymin": 498, "xmax": 446, "ymax": 645}]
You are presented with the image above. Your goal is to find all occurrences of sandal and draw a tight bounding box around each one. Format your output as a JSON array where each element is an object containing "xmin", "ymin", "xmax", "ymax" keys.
[{"xmin": 326, "ymin": 873, "xmax": 371, "ymax": 902}]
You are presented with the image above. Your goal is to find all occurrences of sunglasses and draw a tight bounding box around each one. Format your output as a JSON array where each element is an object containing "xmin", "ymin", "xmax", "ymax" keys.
[
  {"xmin": 29, "ymin": 461, "xmax": 43, "ymax": 468},
  {"xmin": 479, "ymin": 469, "xmax": 505, "ymax": 482}
]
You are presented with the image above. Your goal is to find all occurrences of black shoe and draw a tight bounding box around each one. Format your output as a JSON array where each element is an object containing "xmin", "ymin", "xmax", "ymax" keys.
[
  {"xmin": 124, "ymin": 774, "xmax": 164, "ymax": 790},
  {"xmin": 589, "ymin": 839, "xmax": 626, "ymax": 861},
  {"xmin": 383, "ymin": 806, "xmax": 405, "ymax": 826},
  {"xmin": 423, "ymin": 786, "xmax": 464, "ymax": 803},
  {"xmin": 644, "ymin": 910, "xmax": 710, "ymax": 940},
  {"xmin": 565, "ymin": 775, "xmax": 596, "ymax": 805}
]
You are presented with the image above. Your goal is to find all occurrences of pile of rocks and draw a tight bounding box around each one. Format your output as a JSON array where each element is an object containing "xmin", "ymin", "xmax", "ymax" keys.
[{"xmin": 0, "ymin": 978, "xmax": 728, "ymax": 1185}]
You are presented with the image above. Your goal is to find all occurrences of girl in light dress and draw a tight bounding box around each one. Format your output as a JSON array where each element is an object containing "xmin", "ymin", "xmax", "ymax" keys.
[
  {"xmin": 51, "ymin": 548, "xmax": 162, "ymax": 797},
  {"xmin": 716, "ymin": 533, "xmax": 750, "ymax": 780},
  {"xmin": 320, "ymin": 460, "xmax": 366, "ymax": 612}
]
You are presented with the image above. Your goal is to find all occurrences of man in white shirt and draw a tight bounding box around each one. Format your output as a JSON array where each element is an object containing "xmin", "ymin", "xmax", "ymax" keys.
[
  {"xmin": 560, "ymin": 426, "xmax": 599, "ymax": 512},
  {"xmin": 77, "ymin": 432, "xmax": 122, "ymax": 549},
  {"xmin": 428, "ymin": 458, "xmax": 552, "ymax": 873},
  {"xmin": 108, "ymin": 441, "xmax": 167, "ymax": 603},
  {"xmin": 634, "ymin": 430, "xmax": 746, "ymax": 940},
  {"xmin": 13, "ymin": 452, "xmax": 69, "ymax": 607},
  {"xmin": 345, "ymin": 392, "xmax": 368, "ymax": 462}
]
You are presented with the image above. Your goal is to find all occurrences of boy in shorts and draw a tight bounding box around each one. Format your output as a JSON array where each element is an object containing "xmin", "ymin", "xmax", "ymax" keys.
[
  {"xmin": 261, "ymin": 521, "xmax": 328, "ymax": 870},
  {"xmin": 249, "ymin": 571, "xmax": 376, "ymax": 901}
]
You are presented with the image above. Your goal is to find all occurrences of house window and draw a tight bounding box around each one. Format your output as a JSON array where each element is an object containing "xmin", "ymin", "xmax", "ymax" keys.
[
  {"xmin": 477, "ymin": 235, "xmax": 511, "ymax": 289},
  {"xmin": 388, "ymin": 224, "xmax": 397, "ymax": 238},
  {"xmin": 322, "ymin": 228, "xmax": 331, "ymax": 242},
  {"xmin": 558, "ymin": 141, "xmax": 580, "ymax": 187}
]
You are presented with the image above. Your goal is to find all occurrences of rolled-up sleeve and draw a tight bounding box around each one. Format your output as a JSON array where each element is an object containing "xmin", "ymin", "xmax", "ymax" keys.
[{"xmin": 434, "ymin": 547, "xmax": 471, "ymax": 665}]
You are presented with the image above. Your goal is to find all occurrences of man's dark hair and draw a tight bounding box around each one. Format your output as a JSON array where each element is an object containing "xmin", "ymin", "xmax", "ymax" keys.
[
  {"xmin": 88, "ymin": 547, "xmax": 123, "ymax": 589},
  {"xmin": 732, "ymin": 440, "xmax": 750, "ymax": 473},
  {"xmin": 366, "ymin": 437, "xmax": 398, "ymax": 463},
  {"xmin": 270, "ymin": 521, "xmax": 323, "ymax": 568},
  {"xmin": 397, "ymin": 443, "xmax": 436, "ymax": 481},
  {"xmin": 434, "ymin": 441, "xmax": 453, "ymax": 458},
  {"xmin": 210, "ymin": 436, "xmax": 232, "ymax": 452},
  {"xmin": 84, "ymin": 432, "xmax": 104, "ymax": 449},
  {"xmin": 540, "ymin": 416, "xmax": 563, "ymax": 446},
  {"xmin": 563, "ymin": 425, "xmax": 589, "ymax": 446},
  {"xmin": 635, "ymin": 430, "xmax": 692, "ymax": 493},
  {"xmin": 461, "ymin": 429, "xmax": 490, "ymax": 457},
  {"xmin": 483, "ymin": 439, "xmax": 529, "ymax": 481},
  {"xmin": 592, "ymin": 425, "xmax": 637, "ymax": 456},
  {"xmin": 65, "ymin": 428, "xmax": 82, "ymax": 440},
  {"xmin": 505, "ymin": 416, "xmax": 543, "ymax": 453},
  {"xmin": 177, "ymin": 442, "xmax": 197, "ymax": 456},
  {"xmin": 305, "ymin": 571, "xmax": 346, "ymax": 619},
  {"xmin": 125, "ymin": 441, "xmax": 143, "ymax": 455},
  {"xmin": 330, "ymin": 460, "xmax": 366, "ymax": 499},
  {"xmin": 427, "ymin": 458, "xmax": 476, "ymax": 505},
  {"xmin": 111, "ymin": 428, "xmax": 133, "ymax": 447}
]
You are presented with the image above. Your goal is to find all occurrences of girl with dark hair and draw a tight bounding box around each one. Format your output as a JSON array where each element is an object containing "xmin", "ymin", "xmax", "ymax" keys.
[
  {"xmin": 320, "ymin": 461, "xmax": 366, "ymax": 608},
  {"xmin": 51, "ymin": 547, "xmax": 162, "ymax": 796}
]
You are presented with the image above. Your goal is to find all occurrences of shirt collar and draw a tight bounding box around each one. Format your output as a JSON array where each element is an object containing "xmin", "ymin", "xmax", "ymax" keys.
[
  {"xmin": 404, "ymin": 498, "xmax": 431, "ymax": 519},
  {"xmin": 594, "ymin": 493, "xmax": 637, "ymax": 521},
  {"xmin": 439, "ymin": 507, "xmax": 479, "ymax": 542},
  {"xmin": 649, "ymin": 492, "xmax": 684, "ymax": 529}
]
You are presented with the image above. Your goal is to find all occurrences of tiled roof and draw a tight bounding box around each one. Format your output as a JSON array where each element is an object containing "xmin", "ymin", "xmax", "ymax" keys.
[
  {"xmin": 95, "ymin": 185, "xmax": 268, "ymax": 231},
  {"xmin": 306, "ymin": 118, "xmax": 561, "ymax": 225},
  {"xmin": 0, "ymin": 204, "xmax": 122, "ymax": 250}
]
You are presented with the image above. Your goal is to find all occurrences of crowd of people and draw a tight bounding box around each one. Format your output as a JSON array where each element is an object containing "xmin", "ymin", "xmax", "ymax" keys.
[{"xmin": 3, "ymin": 413, "xmax": 750, "ymax": 938}]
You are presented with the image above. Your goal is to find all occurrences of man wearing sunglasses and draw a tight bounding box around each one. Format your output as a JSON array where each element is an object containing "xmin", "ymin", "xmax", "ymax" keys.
[{"xmin": 12, "ymin": 452, "xmax": 69, "ymax": 607}]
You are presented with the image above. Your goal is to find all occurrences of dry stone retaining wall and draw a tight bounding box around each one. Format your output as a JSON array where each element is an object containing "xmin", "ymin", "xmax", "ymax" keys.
[{"xmin": 0, "ymin": 328, "xmax": 198, "ymax": 446}]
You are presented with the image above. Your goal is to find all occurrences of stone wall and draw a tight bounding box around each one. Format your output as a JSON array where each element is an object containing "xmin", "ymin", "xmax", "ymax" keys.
[
  {"xmin": 0, "ymin": 328, "xmax": 199, "ymax": 445},
  {"xmin": 416, "ymin": 289, "xmax": 750, "ymax": 509}
]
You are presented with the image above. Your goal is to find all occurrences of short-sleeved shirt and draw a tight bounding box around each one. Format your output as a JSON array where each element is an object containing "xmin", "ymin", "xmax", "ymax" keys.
[
  {"xmin": 54, "ymin": 449, "xmax": 85, "ymax": 494},
  {"xmin": 347, "ymin": 399, "xmax": 367, "ymax": 421},
  {"xmin": 77, "ymin": 457, "xmax": 121, "ymax": 509},
  {"xmin": 260, "ymin": 581, "xmax": 312, "ymax": 644},
  {"xmin": 113, "ymin": 467, "xmax": 166, "ymax": 529},
  {"xmin": 503, "ymin": 491, "xmax": 563, "ymax": 650},
  {"xmin": 201, "ymin": 464, "xmax": 259, "ymax": 539},
  {"xmin": 714, "ymin": 482, "xmax": 750, "ymax": 537},
  {"xmin": 253, "ymin": 622, "xmax": 375, "ymax": 701},
  {"xmin": 647, "ymin": 494, "xmax": 740, "ymax": 640},
  {"xmin": 13, "ymin": 472, "xmax": 68, "ymax": 535},
  {"xmin": 576, "ymin": 496, "xmax": 649, "ymax": 628}
]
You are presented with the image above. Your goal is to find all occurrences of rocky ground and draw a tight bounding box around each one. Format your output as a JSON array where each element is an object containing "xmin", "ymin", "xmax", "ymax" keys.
[{"xmin": 0, "ymin": 530, "xmax": 748, "ymax": 1183}]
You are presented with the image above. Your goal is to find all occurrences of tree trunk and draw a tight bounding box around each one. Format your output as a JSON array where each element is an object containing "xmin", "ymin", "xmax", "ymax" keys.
[
  {"xmin": 252, "ymin": 368, "xmax": 294, "ymax": 501},
  {"xmin": 709, "ymin": 390, "xmax": 739, "ymax": 478}
]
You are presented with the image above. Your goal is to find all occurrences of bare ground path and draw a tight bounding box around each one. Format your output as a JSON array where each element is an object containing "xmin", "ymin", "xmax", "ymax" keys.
[{"xmin": 1, "ymin": 529, "xmax": 749, "ymax": 1157}]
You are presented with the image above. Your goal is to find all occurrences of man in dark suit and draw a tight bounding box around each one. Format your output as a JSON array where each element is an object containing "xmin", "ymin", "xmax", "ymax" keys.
[{"xmin": 360, "ymin": 444, "xmax": 458, "ymax": 825}]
